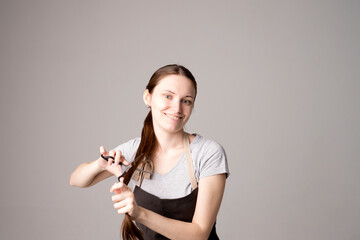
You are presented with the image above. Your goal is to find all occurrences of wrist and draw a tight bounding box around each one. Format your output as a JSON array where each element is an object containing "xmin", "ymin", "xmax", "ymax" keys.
[
  {"xmin": 95, "ymin": 158, "xmax": 106, "ymax": 171},
  {"xmin": 131, "ymin": 206, "xmax": 145, "ymax": 223}
]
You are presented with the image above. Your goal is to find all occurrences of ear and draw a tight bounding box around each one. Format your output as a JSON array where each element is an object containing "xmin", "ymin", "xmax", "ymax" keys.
[{"xmin": 143, "ymin": 89, "xmax": 151, "ymax": 107}]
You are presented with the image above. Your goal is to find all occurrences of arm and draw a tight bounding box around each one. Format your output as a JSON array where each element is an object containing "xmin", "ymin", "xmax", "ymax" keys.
[
  {"xmin": 111, "ymin": 173, "xmax": 226, "ymax": 240},
  {"xmin": 70, "ymin": 147, "xmax": 129, "ymax": 188},
  {"xmin": 69, "ymin": 159, "xmax": 112, "ymax": 188}
]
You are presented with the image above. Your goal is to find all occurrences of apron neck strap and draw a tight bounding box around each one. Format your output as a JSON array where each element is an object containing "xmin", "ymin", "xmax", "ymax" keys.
[
  {"xmin": 184, "ymin": 133, "xmax": 198, "ymax": 190},
  {"xmin": 135, "ymin": 133, "xmax": 198, "ymax": 190}
]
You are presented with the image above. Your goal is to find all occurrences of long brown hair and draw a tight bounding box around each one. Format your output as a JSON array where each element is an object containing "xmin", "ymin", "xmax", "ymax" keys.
[{"xmin": 120, "ymin": 64, "xmax": 197, "ymax": 240}]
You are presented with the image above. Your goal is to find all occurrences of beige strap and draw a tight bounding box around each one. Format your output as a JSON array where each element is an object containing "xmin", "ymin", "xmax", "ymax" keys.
[
  {"xmin": 132, "ymin": 157, "xmax": 153, "ymax": 187},
  {"xmin": 136, "ymin": 162, "xmax": 145, "ymax": 187},
  {"xmin": 184, "ymin": 133, "xmax": 198, "ymax": 190},
  {"xmin": 135, "ymin": 134, "xmax": 198, "ymax": 190}
]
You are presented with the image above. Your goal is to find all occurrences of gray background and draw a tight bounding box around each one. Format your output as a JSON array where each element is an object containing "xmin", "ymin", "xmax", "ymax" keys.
[{"xmin": 1, "ymin": 0, "xmax": 359, "ymax": 239}]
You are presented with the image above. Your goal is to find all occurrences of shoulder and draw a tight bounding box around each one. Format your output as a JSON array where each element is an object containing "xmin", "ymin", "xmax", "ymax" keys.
[
  {"xmin": 114, "ymin": 137, "xmax": 141, "ymax": 162},
  {"xmin": 190, "ymin": 134, "xmax": 225, "ymax": 155},
  {"xmin": 125, "ymin": 137, "xmax": 141, "ymax": 148},
  {"xmin": 114, "ymin": 137, "xmax": 141, "ymax": 151},
  {"xmin": 190, "ymin": 133, "xmax": 229, "ymax": 180}
]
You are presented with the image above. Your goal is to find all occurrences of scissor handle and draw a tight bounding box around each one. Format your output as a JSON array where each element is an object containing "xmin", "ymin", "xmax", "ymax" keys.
[
  {"xmin": 101, "ymin": 153, "xmax": 146, "ymax": 183},
  {"xmin": 100, "ymin": 154, "xmax": 123, "ymax": 166},
  {"xmin": 117, "ymin": 171, "xmax": 127, "ymax": 182}
]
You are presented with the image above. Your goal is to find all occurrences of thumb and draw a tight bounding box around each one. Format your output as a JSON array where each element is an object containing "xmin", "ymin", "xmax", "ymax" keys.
[{"xmin": 100, "ymin": 146, "xmax": 107, "ymax": 155}]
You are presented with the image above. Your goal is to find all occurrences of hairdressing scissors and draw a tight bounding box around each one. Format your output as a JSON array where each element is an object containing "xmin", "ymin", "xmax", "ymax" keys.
[{"xmin": 101, "ymin": 153, "xmax": 151, "ymax": 182}]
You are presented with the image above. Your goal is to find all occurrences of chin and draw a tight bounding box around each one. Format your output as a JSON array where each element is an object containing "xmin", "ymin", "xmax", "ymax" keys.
[
  {"xmin": 166, "ymin": 128, "xmax": 183, "ymax": 134},
  {"xmin": 154, "ymin": 118, "xmax": 188, "ymax": 134},
  {"xmin": 162, "ymin": 125, "xmax": 185, "ymax": 134}
]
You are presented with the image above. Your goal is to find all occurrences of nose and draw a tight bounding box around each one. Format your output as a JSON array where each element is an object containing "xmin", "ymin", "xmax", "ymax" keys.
[{"xmin": 172, "ymin": 99, "xmax": 182, "ymax": 113}]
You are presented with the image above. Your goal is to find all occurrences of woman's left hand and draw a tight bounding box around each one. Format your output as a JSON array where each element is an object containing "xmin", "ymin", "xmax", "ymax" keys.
[{"xmin": 110, "ymin": 178, "xmax": 139, "ymax": 218}]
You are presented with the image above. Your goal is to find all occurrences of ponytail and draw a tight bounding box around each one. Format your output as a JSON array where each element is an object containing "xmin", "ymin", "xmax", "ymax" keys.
[{"xmin": 120, "ymin": 111, "xmax": 156, "ymax": 240}]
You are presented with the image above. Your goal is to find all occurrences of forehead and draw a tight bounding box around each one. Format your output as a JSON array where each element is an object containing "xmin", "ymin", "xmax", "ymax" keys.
[{"xmin": 154, "ymin": 74, "xmax": 196, "ymax": 97}]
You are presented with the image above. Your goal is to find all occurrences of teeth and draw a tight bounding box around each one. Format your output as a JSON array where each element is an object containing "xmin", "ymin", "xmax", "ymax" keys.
[{"xmin": 166, "ymin": 114, "xmax": 182, "ymax": 120}]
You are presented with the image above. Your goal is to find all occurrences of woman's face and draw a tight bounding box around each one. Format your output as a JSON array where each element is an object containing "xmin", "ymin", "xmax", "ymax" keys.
[{"xmin": 144, "ymin": 74, "xmax": 196, "ymax": 135}]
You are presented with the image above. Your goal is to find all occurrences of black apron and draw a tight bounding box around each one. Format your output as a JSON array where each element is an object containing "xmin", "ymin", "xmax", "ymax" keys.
[{"xmin": 133, "ymin": 134, "xmax": 219, "ymax": 240}]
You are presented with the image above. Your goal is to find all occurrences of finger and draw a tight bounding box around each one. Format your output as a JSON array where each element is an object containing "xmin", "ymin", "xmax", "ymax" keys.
[
  {"xmin": 117, "ymin": 208, "xmax": 127, "ymax": 215},
  {"xmin": 116, "ymin": 204, "xmax": 129, "ymax": 215},
  {"xmin": 114, "ymin": 197, "xmax": 131, "ymax": 209},
  {"xmin": 110, "ymin": 181, "xmax": 125, "ymax": 192},
  {"xmin": 107, "ymin": 158, "xmax": 113, "ymax": 166},
  {"xmin": 117, "ymin": 202, "xmax": 135, "ymax": 215},
  {"xmin": 114, "ymin": 199, "xmax": 126, "ymax": 210},
  {"xmin": 100, "ymin": 146, "xmax": 107, "ymax": 155},
  {"xmin": 121, "ymin": 155, "xmax": 130, "ymax": 166},
  {"xmin": 107, "ymin": 150, "xmax": 115, "ymax": 165},
  {"xmin": 112, "ymin": 193, "xmax": 124, "ymax": 203},
  {"xmin": 114, "ymin": 150, "xmax": 121, "ymax": 165},
  {"xmin": 112, "ymin": 191, "xmax": 132, "ymax": 203},
  {"xmin": 109, "ymin": 150, "xmax": 116, "ymax": 157}
]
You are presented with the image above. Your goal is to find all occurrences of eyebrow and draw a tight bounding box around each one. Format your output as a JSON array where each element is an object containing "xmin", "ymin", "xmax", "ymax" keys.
[{"xmin": 162, "ymin": 90, "xmax": 194, "ymax": 99}]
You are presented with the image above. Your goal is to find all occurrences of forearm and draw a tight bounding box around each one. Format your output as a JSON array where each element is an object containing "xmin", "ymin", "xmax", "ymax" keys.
[
  {"xmin": 132, "ymin": 175, "xmax": 226, "ymax": 240},
  {"xmin": 69, "ymin": 159, "xmax": 107, "ymax": 188},
  {"xmin": 134, "ymin": 207, "xmax": 211, "ymax": 240}
]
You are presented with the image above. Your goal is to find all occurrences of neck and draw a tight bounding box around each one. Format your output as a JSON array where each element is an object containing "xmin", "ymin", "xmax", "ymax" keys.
[{"xmin": 154, "ymin": 129, "xmax": 186, "ymax": 153}]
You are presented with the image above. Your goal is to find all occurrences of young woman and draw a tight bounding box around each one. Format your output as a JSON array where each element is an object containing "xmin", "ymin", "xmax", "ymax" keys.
[{"xmin": 70, "ymin": 64, "xmax": 229, "ymax": 240}]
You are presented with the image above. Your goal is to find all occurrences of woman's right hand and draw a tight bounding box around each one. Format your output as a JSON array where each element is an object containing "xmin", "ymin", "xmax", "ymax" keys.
[
  {"xmin": 110, "ymin": 178, "xmax": 140, "ymax": 218},
  {"xmin": 97, "ymin": 146, "xmax": 130, "ymax": 177}
]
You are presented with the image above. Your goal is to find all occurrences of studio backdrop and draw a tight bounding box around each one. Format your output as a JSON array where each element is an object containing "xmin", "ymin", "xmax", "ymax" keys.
[{"xmin": 0, "ymin": 1, "xmax": 359, "ymax": 239}]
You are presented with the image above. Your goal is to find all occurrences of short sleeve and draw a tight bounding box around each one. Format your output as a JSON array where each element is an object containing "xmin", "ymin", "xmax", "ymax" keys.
[
  {"xmin": 114, "ymin": 138, "xmax": 141, "ymax": 164},
  {"xmin": 192, "ymin": 136, "xmax": 230, "ymax": 181}
]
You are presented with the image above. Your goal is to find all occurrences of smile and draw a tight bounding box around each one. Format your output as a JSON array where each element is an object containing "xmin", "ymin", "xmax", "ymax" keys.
[{"xmin": 164, "ymin": 113, "xmax": 183, "ymax": 120}]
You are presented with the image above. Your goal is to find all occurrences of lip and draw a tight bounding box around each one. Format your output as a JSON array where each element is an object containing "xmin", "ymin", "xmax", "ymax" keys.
[{"xmin": 164, "ymin": 113, "xmax": 183, "ymax": 120}]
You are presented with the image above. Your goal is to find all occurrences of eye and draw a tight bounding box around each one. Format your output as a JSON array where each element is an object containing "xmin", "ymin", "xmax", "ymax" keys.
[
  {"xmin": 181, "ymin": 99, "xmax": 193, "ymax": 105},
  {"xmin": 164, "ymin": 94, "xmax": 171, "ymax": 99}
]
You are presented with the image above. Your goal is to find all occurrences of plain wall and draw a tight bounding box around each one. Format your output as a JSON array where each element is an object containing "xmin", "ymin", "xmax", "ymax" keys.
[{"xmin": 0, "ymin": 0, "xmax": 359, "ymax": 239}]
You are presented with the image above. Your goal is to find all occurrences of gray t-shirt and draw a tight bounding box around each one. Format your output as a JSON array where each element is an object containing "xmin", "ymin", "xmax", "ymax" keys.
[{"xmin": 114, "ymin": 134, "xmax": 229, "ymax": 199}]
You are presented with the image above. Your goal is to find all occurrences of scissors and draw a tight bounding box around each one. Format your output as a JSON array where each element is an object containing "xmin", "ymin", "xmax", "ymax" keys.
[{"xmin": 101, "ymin": 153, "xmax": 150, "ymax": 182}]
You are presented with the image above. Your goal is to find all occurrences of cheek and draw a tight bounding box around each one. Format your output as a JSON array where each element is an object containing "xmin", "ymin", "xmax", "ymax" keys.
[
  {"xmin": 184, "ymin": 106, "xmax": 194, "ymax": 116},
  {"xmin": 153, "ymin": 98, "xmax": 170, "ymax": 109},
  {"xmin": 152, "ymin": 103, "xmax": 169, "ymax": 120}
]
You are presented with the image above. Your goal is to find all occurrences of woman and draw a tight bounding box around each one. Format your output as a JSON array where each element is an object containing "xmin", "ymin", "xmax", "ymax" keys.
[{"xmin": 70, "ymin": 64, "xmax": 229, "ymax": 240}]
